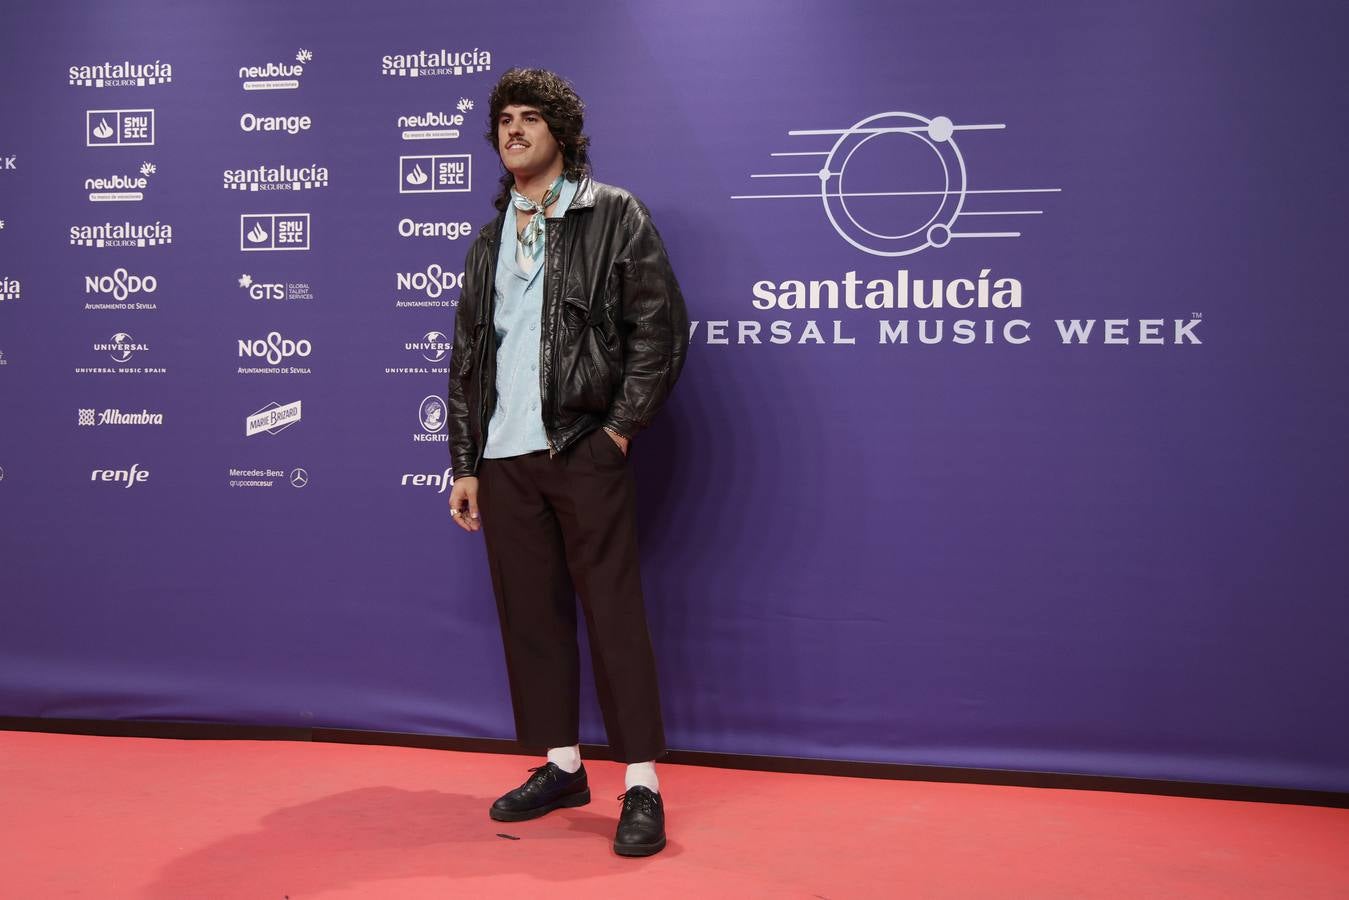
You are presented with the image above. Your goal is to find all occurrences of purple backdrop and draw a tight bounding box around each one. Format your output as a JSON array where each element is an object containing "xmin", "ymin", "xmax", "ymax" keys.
[{"xmin": 1, "ymin": 0, "xmax": 1346, "ymax": 792}]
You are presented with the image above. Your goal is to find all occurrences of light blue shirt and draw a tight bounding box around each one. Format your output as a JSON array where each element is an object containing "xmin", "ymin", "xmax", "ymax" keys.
[{"xmin": 482, "ymin": 176, "xmax": 579, "ymax": 458}]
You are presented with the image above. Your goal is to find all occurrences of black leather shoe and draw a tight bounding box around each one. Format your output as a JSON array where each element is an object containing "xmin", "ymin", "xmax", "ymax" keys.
[
  {"xmin": 613, "ymin": 786, "xmax": 666, "ymax": 856},
  {"xmin": 489, "ymin": 762, "xmax": 590, "ymax": 822}
]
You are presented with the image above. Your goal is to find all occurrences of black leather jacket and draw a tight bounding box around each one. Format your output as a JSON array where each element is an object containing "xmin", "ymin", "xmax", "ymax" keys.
[{"xmin": 447, "ymin": 177, "xmax": 689, "ymax": 478}]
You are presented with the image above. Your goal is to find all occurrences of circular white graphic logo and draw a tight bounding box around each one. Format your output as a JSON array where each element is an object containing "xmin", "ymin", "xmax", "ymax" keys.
[
  {"xmin": 109, "ymin": 332, "xmax": 137, "ymax": 363},
  {"xmin": 289, "ymin": 467, "xmax": 309, "ymax": 488},
  {"xmin": 422, "ymin": 330, "xmax": 449, "ymax": 363},
  {"xmin": 821, "ymin": 112, "xmax": 966, "ymax": 257}
]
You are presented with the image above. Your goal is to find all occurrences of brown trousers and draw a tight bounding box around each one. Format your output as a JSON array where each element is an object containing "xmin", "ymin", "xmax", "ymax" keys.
[{"xmin": 477, "ymin": 427, "xmax": 666, "ymax": 763}]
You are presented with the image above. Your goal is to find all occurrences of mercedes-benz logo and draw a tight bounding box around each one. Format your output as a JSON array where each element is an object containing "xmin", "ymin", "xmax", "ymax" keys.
[{"xmin": 289, "ymin": 467, "xmax": 309, "ymax": 488}]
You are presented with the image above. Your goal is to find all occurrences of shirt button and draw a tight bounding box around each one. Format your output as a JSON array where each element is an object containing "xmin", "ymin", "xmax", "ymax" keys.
[
  {"xmin": 530, "ymin": 363, "xmax": 537, "ymax": 371},
  {"xmin": 531, "ymin": 402, "xmax": 538, "ymax": 411},
  {"xmin": 529, "ymin": 323, "xmax": 537, "ymax": 331}
]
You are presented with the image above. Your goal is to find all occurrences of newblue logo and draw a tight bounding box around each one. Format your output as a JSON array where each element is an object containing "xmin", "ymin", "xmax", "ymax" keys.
[
  {"xmin": 399, "ymin": 99, "xmax": 472, "ymax": 140},
  {"xmin": 87, "ymin": 162, "xmax": 155, "ymax": 202},
  {"xmin": 241, "ymin": 214, "xmax": 310, "ymax": 251},
  {"xmin": 86, "ymin": 109, "xmax": 155, "ymax": 147},
  {"xmin": 239, "ymin": 49, "xmax": 312, "ymax": 90},
  {"xmin": 400, "ymin": 154, "xmax": 470, "ymax": 193}
]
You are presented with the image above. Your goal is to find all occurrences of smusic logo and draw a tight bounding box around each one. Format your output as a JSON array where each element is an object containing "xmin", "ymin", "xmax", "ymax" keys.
[
  {"xmin": 240, "ymin": 213, "xmax": 310, "ymax": 251},
  {"xmin": 86, "ymin": 109, "xmax": 155, "ymax": 147},
  {"xmin": 70, "ymin": 60, "xmax": 172, "ymax": 88},
  {"xmin": 400, "ymin": 154, "xmax": 470, "ymax": 193},
  {"xmin": 239, "ymin": 49, "xmax": 313, "ymax": 90},
  {"xmin": 224, "ymin": 163, "xmax": 329, "ymax": 192},
  {"xmin": 87, "ymin": 162, "xmax": 156, "ymax": 202},
  {"xmin": 381, "ymin": 48, "xmax": 491, "ymax": 78}
]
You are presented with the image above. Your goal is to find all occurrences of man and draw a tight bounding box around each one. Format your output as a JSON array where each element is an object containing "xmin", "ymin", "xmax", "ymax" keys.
[{"xmin": 445, "ymin": 68, "xmax": 689, "ymax": 858}]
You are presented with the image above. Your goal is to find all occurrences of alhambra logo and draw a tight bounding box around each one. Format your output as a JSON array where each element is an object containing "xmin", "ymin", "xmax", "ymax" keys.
[
  {"xmin": 239, "ymin": 49, "xmax": 313, "ymax": 91},
  {"xmin": 69, "ymin": 60, "xmax": 172, "ymax": 88},
  {"xmin": 87, "ymin": 162, "xmax": 156, "ymax": 202},
  {"xmin": 381, "ymin": 48, "xmax": 491, "ymax": 78},
  {"xmin": 224, "ymin": 163, "xmax": 329, "ymax": 192}
]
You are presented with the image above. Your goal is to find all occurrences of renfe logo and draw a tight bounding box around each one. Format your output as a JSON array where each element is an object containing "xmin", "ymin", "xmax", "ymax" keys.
[
  {"xmin": 86, "ymin": 109, "xmax": 155, "ymax": 147},
  {"xmin": 240, "ymin": 213, "xmax": 310, "ymax": 251},
  {"xmin": 401, "ymin": 468, "xmax": 453, "ymax": 492},
  {"xmin": 91, "ymin": 464, "xmax": 149, "ymax": 488}
]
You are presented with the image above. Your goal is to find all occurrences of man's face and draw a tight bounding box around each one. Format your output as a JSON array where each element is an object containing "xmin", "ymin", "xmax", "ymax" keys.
[{"xmin": 496, "ymin": 104, "xmax": 562, "ymax": 178}]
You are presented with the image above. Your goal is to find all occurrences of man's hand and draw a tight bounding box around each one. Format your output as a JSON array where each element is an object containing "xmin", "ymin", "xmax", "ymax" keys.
[
  {"xmin": 448, "ymin": 476, "xmax": 481, "ymax": 532},
  {"xmin": 603, "ymin": 427, "xmax": 629, "ymax": 456}
]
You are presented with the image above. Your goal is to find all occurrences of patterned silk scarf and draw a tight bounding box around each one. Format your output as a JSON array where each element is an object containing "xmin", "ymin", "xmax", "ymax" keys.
[{"xmin": 511, "ymin": 175, "xmax": 565, "ymax": 263}]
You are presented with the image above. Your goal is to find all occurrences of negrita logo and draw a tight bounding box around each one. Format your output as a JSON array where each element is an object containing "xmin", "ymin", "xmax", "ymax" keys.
[
  {"xmin": 239, "ymin": 49, "xmax": 313, "ymax": 91},
  {"xmin": 70, "ymin": 60, "xmax": 172, "ymax": 88},
  {"xmin": 86, "ymin": 109, "xmax": 155, "ymax": 147},
  {"xmin": 86, "ymin": 162, "xmax": 156, "ymax": 202},
  {"xmin": 415, "ymin": 395, "xmax": 448, "ymax": 443},
  {"xmin": 380, "ymin": 48, "xmax": 491, "ymax": 78}
]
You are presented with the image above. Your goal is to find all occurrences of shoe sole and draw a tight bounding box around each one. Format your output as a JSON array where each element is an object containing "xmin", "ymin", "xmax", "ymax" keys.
[
  {"xmin": 489, "ymin": 788, "xmax": 591, "ymax": 822},
  {"xmin": 613, "ymin": 835, "xmax": 667, "ymax": 857}
]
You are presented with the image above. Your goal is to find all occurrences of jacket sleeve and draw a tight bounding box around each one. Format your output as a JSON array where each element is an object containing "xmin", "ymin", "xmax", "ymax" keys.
[
  {"xmin": 446, "ymin": 241, "xmax": 482, "ymax": 479},
  {"xmin": 602, "ymin": 200, "xmax": 690, "ymax": 439}
]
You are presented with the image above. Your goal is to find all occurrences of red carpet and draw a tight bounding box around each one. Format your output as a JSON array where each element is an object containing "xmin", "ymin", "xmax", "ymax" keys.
[{"xmin": 2, "ymin": 730, "xmax": 1345, "ymax": 898}]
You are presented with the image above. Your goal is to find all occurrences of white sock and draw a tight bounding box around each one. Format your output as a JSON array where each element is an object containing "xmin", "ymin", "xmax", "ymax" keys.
[
  {"xmin": 625, "ymin": 760, "xmax": 659, "ymax": 793},
  {"xmin": 546, "ymin": 745, "xmax": 581, "ymax": 774}
]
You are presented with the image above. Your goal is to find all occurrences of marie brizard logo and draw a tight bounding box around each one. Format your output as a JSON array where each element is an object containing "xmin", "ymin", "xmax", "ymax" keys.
[
  {"xmin": 734, "ymin": 110, "xmax": 1060, "ymax": 256},
  {"xmin": 246, "ymin": 400, "xmax": 302, "ymax": 436}
]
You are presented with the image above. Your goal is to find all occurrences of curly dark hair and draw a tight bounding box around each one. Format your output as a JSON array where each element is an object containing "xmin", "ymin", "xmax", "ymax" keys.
[{"xmin": 485, "ymin": 67, "xmax": 592, "ymax": 212}]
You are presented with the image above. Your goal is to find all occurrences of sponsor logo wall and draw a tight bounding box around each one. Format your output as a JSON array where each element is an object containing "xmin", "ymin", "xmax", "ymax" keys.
[{"xmin": 2, "ymin": 2, "xmax": 1337, "ymax": 797}]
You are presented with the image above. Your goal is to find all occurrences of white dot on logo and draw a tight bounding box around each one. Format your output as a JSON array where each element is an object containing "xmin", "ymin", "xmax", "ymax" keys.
[{"xmin": 927, "ymin": 116, "xmax": 954, "ymax": 143}]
